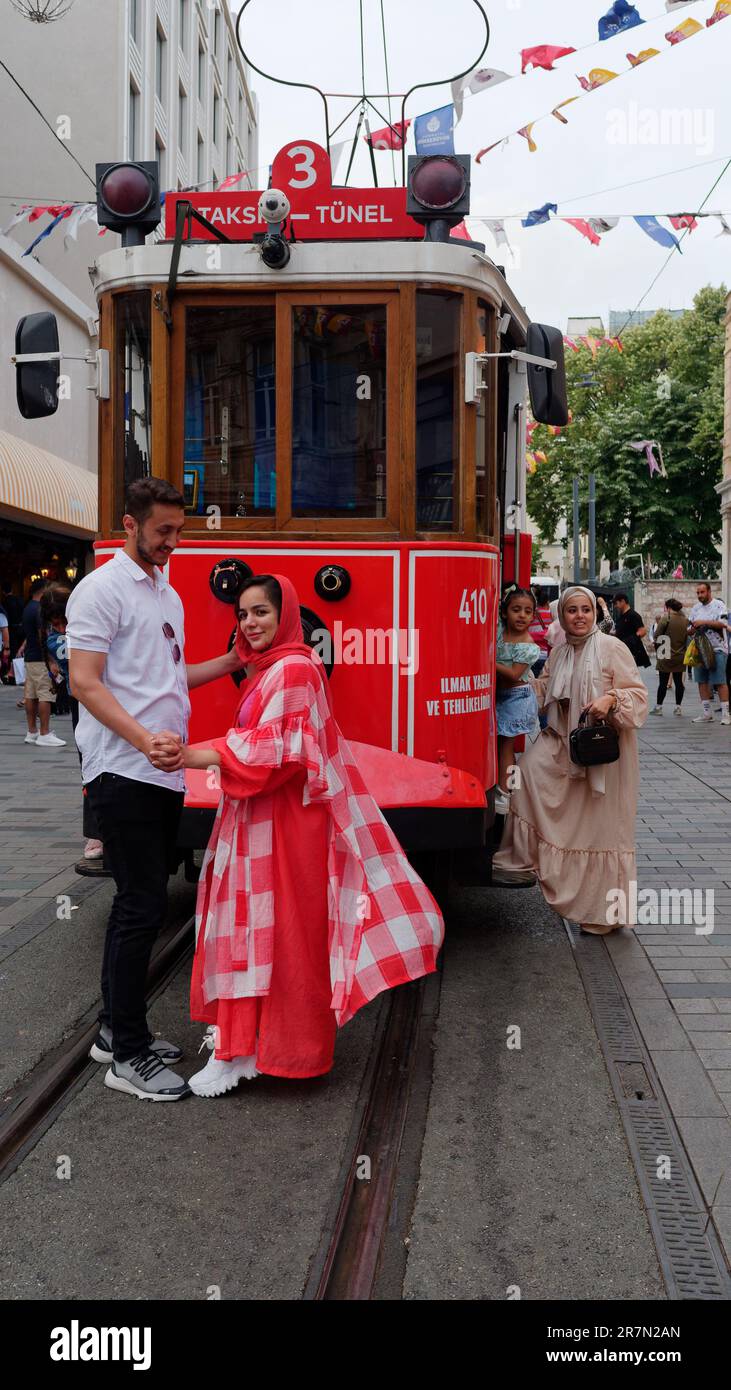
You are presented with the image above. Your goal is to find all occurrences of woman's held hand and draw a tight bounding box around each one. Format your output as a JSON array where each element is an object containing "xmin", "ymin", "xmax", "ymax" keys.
[{"xmin": 585, "ymin": 694, "xmax": 616, "ymax": 720}]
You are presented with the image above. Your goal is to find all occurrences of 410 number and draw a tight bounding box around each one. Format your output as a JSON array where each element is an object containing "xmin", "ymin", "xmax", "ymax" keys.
[{"xmin": 459, "ymin": 588, "xmax": 488, "ymax": 625}]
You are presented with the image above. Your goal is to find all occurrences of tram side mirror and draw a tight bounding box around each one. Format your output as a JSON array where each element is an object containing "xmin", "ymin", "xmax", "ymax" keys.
[
  {"xmin": 14, "ymin": 312, "xmax": 60, "ymax": 419},
  {"xmin": 526, "ymin": 323, "xmax": 569, "ymax": 427}
]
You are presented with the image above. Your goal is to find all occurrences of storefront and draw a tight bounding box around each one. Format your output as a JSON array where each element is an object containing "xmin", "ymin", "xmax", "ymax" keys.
[{"xmin": 0, "ymin": 429, "xmax": 96, "ymax": 651}]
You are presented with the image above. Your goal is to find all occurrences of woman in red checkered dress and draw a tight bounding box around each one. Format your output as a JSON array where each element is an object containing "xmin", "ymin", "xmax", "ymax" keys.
[{"xmin": 184, "ymin": 574, "xmax": 443, "ymax": 1097}]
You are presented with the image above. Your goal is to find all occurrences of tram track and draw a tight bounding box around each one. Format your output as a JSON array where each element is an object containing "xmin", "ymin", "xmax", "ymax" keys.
[{"xmin": 0, "ymin": 912, "xmax": 195, "ymax": 1185}]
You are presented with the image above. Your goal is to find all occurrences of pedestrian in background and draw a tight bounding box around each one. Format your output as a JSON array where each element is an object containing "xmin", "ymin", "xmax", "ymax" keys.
[
  {"xmin": 650, "ymin": 599, "xmax": 688, "ymax": 717},
  {"xmin": 613, "ymin": 593, "xmax": 651, "ymax": 669},
  {"xmin": 18, "ymin": 578, "xmax": 65, "ymax": 748},
  {"xmin": 0, "ymin": 602, "xmax": 9, "ymax": 683},
  {"xmin": 687, "ymin": 581, "xmax": 730, "ymax": 724},
  {"xmin": 492, "ymin": 586, "xmax": 648, "ymax": 934}
]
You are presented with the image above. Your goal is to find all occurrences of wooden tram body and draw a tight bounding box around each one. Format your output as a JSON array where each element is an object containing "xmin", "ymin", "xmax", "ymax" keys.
[{"xmin": 15, "ymin": 141, "xmax": 561, "ymax": 867}]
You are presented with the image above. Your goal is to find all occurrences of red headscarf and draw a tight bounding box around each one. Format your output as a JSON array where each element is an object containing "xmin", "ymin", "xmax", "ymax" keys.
[{"xmin": 234, "ymin": 573, "xmax": 322, "ymax": 717}]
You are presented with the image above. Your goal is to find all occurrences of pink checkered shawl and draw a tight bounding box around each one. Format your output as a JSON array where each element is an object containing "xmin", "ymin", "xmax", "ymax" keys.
[{"xmin": 195, "ymin": 653, "xmax": 444, "ymax": 1027}]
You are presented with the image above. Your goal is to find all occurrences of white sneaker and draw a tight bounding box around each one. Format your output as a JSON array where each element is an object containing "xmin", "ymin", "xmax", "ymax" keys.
[
  {"xmin": 24, "ymin": 732, "xmax": 39, "ymax": 743},
  {"xmin": 673, "ymin": 707, "xmax": 683, "ymax": 716},
  {"xmin": 35, "ymin": 732, "xmax": 66, "ymax": 747},
  {"xmin": 722, "ymin": 714, "xmax": 731, "ymax": 726},
  {"xmin": 692, "ymin": 713, "xmax": 714, "ymax": 722},
  {"xmin": 188, "ymin": 1051, "xmax": 259, "ymax": 1097},
  {"xmin": 494, "ymin": 788, "xmax": 510, "ymax": 815},
  {"xmin": 649, "ymin": 707, "xmax": 663, "ymax": 716}
]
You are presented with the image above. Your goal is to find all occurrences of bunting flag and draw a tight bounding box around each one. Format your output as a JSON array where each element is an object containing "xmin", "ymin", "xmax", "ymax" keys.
[
  {"xmin": 588, "ymin": 216, "xmax": 620, "ymax": 235},
  {"xmin": 451, "ymin": 220, "xmax": 471, "ymax": 240},
  {"xmin": 451, "ymin": 67, "xmax": 511, "ymax": 122},
  {"xmin": 605, "ymin": 337, "xmax": 624, "ymax": 352},
  {"xmin": 365, "ymin": 119, "xmax": 411, "ymax": 150},
  {"xmin": 329, "ymin": 139, "xmax": 350, "ymax": 182},
  {"xmin": 476, "ymin": 138, "xmax": 510, "ymax": 162},
  {"xmin": 578, "ymin": 67, "xmax": 619, "ymax": 91},
  {"xmin": 27, "ymin": 203, "xmax": 65, "ymax": 223},
  {"xmin": 666, "ymin": 16, "xmax": 703, "ymax": 40},
  {"xmin": 629, "ymin": 439, "xmax": 667, "ymax": 477},
  {"xmin": 707, "ymin": 0, "xmax": 731, "ymax": 23},
  {"xmin": 522, "ymin": 202, "xmax": 557, "ymax": 227},
  {"xmin": 483, "ymin": 218, "xmax": 511, "ymax": 248},
  {"xmin": 414, "ymin": 105, "xmax": 455, "ymax": 156},
  {"xmin": 526, "ymin": 453, "xmax": 537, "ymax": 474},
  {"xmin": 521, "ymin": 44, "xmax": 576, "ymax": 73},
  {"xmin": 217, "ymin": 171, "xmax": 251, "ymax": 190},
  {"xmin": 552, "ymin": 97, "xmax": 580, "ymax": 123},
  {"xmin": 563, "ymin": 336, "xmax": 580, "ymax": 351},
  {"xmin": 599, "ymin": 1, "xmax": 644, "ymax": 41},
  {"xmin": 580, "ymin": 336, "xmax": 599, "ymax": 358},
  {"xmin": 563, "ymin": 217, "xmax": 601, "ymax": 245},
  {"xmin": 627, "ymin": 47, "xmax": 661, "ymax": 64},
  {"xmin": 669, "ymin": 214, "xmax": 698, "ymax": 232},
  {"xmin": 23, "ymin": 205, "xmax": 73, "ymax": 256},
  {"xmin": 715, "ymin": 215, "xmax": 731, "ymax": 235},
  {"xmin": 518, "ymin": 124, "xmax": 538, "ymax": 152},
  {"xmin": 666, "ymin": 0, "xmax": 694, "ymax": 10},
  {"xmin": 634, "ymin": 215, "xmax": 681, "ymax": 249},
  {"xmin": 1, "ymin": 204, "xmax": 32, "ymax": 234},
  {"xmin": 62, "ymin": 202, "xmax": 97, "ymax": 245}
]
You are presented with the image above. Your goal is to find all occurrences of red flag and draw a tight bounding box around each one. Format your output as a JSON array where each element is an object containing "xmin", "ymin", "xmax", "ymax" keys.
[
  {"xmin": 28, "ymin": 204, "xmax": 64, "ymax": 223},
  {"xmin": 451, "ymin": 220, "xmax": 471, "ymax": 240},
  {"xmin": 669, "ymin": 214, "xmax": 697, "ymax": 233},
  {"xmin": 365, "ymin": 120, "xmax": 411, "ymax": 150},
  {"xmin": 521, "ymin": 44, "xmax": 576, "ymax": 73},
  {"xmin": 563, "ymin": 218, "xmax": 601, "ymax": 246},
  {"xmin": 563, "ymin": 336, "xmax": 579, "ymax": 351}
]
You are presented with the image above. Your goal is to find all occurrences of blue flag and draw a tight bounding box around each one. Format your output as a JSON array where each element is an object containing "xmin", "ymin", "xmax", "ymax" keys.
[
  {"xmin": 22, "ymin": 207, "xmax": 71, "ymax": 257},
  {"xmin": 599, "ymin": 1, "xmax": 644, "ymax": 40},
  {"xmin": 414, "ymin": 104, "xmax": 455, "ymax": 156},
  {"xmin": 522, "ymin": 203, "xmax": 558, "ymax": 228},
  {"xmin": 634, "ymin": 215, "xmax": 681, "ymax": 250}
]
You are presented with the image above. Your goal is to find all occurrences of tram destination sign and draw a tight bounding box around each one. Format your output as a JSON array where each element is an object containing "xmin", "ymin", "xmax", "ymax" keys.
[{"xmin": 165, "ymin": 141, "xmax": 423, "ymax": 241}]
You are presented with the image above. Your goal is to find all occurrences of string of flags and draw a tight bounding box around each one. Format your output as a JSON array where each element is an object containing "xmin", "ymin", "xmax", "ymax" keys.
[{"xmin": 466, "ymin": 208, "xmax": 731, "ymax": 259}]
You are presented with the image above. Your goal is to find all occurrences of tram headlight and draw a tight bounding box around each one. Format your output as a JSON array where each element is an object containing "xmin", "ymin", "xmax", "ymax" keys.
[
  {"xmin": 96, "ymin": 162, "xmax": 161, "ymax": 246},
  {"xmin": 406, "ymin": 155, "xmax": 471, "ymax": 243},
  {"xmin": 260, "ymin": 231, "xmax": 291, "ymax": 270}
]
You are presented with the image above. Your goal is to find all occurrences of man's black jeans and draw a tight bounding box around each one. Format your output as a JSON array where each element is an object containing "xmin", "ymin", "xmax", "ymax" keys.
[{"xmin": 85, "ymin": 773, "xmax": 184, "ymax": 1061}]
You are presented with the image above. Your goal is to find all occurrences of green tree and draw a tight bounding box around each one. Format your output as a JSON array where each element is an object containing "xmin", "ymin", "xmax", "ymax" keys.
[{"xmin": 526, "ymin": 286, "xmax": 727, "ymax": 576}]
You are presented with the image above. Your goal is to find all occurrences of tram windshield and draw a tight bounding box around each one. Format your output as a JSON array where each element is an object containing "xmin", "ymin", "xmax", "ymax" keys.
[
  {"xmin": 416, "ymin": 291, "xmax": 460, "ymax": 531},
  {"xmin": 291, "ymin": 303, "xmax": 387, "ymax": 517}
]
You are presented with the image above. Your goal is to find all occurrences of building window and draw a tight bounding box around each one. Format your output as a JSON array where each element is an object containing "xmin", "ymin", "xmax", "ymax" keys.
[
  {"xmin": 226, "ymin": 52, "xmax": 233, "ymax": 105},
  {"xmin": 213, "ymin": 90, "xmax": 220, "ymax": 146},
  {"xmin": 179, "ymin": 0, "xmax": 187, "ymax": 49},
  {"xmin": 213, "ymin": 7, "xmax": 220, "ymax": 60},
  {"xmin": 130, "ymin": 0, "xmax": 139, "ymax": 45},
  {"xmin": 198, "ymin": 41, "xmax": 205, "ymax": 101},
  {"xmin": 237, "ymin": 89, "xmax": 244, "ymax": 140},
  {"xmin": 128, "ymin": 83, "xmax": 139, "ymax": 159},
  {"xmin": 197, "ymin": 134, "xmax": 205, "ymax": 186},
  {"xmin": 155, "ymin": 24, "xmax": 166, "ymax": 103},
  {"xmin": 155, "ymin": 134, "xmax": 166, "ymax": 191},
  {"xmin": 179, "ymin": 86, "xmax": 187, "ymax": 156},
  {"xmin": 226, "ymin": 131, "xmax": 233, "ymax": 176}
]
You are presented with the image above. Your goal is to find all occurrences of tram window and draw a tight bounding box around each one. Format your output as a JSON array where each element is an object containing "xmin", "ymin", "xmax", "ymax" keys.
[
  {"xmin": 291, "ymin": 304, "xmax": 387, "ymax": 517},
  {"xmin": 184, "ymin": 306, "xmax": 276, "ymax": 517},
  {"xmin": 416, "ymin": 292, "xmax": 460, "ymax": 531},
  {"xmin": 115, "ymin": 292, "xmax": 152, "ymax": 519},
  {"xmin": 476, "ymin": 300, "xmax": 497, "ymax": 538}
]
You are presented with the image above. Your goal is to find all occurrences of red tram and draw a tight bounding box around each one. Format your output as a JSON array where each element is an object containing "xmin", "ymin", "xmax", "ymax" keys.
[{"xmin": 14, "ymin": 139, "xmax": 567, "ymax": 881}]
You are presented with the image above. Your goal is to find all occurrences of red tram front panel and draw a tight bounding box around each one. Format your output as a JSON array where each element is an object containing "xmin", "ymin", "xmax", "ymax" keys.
[{"xmin": 407, "ymin": 548, "xmax": 498, "ymax": 791}]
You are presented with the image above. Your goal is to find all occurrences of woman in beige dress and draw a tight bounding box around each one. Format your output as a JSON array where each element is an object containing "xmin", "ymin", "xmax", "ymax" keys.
[{"xmin": 492, "ymin": 586, "xmax": 648, "ymax": 934}]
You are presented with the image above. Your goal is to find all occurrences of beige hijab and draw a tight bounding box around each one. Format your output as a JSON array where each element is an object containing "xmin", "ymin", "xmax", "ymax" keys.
[{"xmin": 544, "ymin": 586, "xmax": 607, "ymax": 794}]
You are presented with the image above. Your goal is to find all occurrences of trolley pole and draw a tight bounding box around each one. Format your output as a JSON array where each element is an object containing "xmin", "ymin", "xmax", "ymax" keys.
[
  {"xmin": 573, "ymin": 477, "xmax": 581, "ymax": 583},
  {"xmin": 588, "ymin": 473, "xmax": 596, "ymax": 583}
]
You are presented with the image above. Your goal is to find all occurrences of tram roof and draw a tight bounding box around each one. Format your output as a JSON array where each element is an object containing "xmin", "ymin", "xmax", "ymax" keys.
[{"xmin": 90, "ymin": 241, "xmax": 531, "ymax": 343}]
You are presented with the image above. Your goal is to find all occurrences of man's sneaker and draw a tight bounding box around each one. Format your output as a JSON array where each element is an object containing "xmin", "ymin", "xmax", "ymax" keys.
[
  {"xmin": 90, "ymin": 1026, "xmax": 183, "ymax": 1065},
  {"xmin": 104, "ymin": 1049, "xmax": 190, "ymax": 1101},
  {"xmin": 693, "ymin": 713, "xmax": 714, "ymax": 722},
  {"xmin": 722, "ymin": 713, "xmax": 731, "ymax": 726},
  {"xmin": 649, "ymin": 706, "xmax": 663, "ymax": 716},
  {"xmin": 673, "ymin": 706, "xmax": 683, "ymax": 716},
  {"xmin": 36, "ymin": 732, "xmax": 65, "ymax": 747},
  {"xmin": 24, "ymin": 732, "xmax": 38, "ymax": 743},
  {"xmin": 494, "ymin": 787, "xmax": 510, "ymax": 816}
]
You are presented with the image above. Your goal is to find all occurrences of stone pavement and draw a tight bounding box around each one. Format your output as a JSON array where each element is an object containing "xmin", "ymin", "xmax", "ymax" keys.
[
  {"xmin": 0, "ymin": 684, "xmax": 109, "ymax": 959},
  {"xmin": 607, "ymin": 666, "xmax": 731, "ymax": 1264}
]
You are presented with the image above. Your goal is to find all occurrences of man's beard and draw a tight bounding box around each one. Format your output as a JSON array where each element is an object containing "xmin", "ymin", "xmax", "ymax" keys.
[{"xmin": 135, "ymin": 532, "xmax": 162, "ymax": 566}]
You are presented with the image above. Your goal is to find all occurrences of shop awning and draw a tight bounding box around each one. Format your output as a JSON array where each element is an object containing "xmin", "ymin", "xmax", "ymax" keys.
[{"xmin": 0, "ymin": 430, "xmax": 97, "ymax": 537}]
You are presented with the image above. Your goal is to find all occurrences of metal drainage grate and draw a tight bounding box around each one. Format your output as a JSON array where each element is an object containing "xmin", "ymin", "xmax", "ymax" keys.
[{"xmin": 566, "ymin": 921, "xmax": 731, "ymax": 1301}]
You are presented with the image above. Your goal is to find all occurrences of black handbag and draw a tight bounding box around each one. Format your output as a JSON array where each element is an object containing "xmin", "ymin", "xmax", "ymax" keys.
[{"xmin": 569, "ymin": 710, "xmax": 620, "ymax": 766}]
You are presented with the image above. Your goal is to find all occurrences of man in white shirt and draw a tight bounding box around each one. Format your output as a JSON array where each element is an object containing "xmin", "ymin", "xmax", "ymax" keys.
[
  {"xmin": 687, "ymin": 580, "xmax": 730, "ymax": 724},
  {"xmin": 67, "ymin": 477, "xmax": 243, "ymax": 1101}
]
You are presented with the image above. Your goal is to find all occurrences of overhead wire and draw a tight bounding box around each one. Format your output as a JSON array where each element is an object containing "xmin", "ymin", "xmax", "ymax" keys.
[
  {"xmin": 379, "ymin": 0, "xmax": 397, "ymax": 186},
  {"xmin": 0, "ymin": 57, "xmax": 96, "ymax": 191}
]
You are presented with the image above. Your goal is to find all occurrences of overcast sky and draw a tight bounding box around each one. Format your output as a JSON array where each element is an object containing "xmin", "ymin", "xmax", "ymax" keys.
[{"xmin": 235, "ymin": 0, "xmax": 731, "ymax": 327}]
